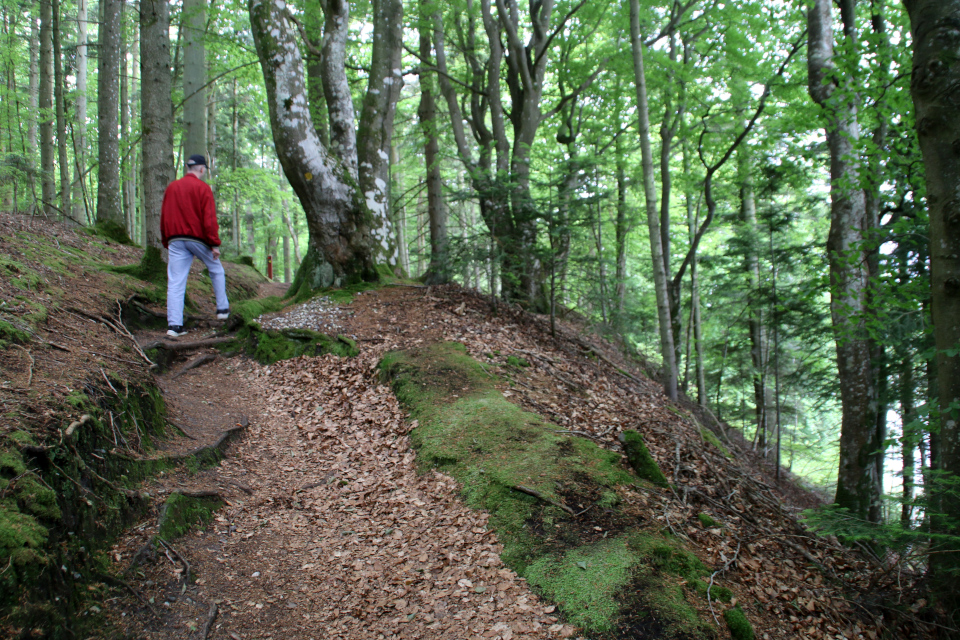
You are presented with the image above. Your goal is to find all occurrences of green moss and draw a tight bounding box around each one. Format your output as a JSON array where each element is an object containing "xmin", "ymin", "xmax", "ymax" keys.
[
  {"xmin": 14, "ymin": 476, "xmax": 61, "ymax": 520},
  {"xmin": 621, "ymin": 430, "xmax": 669, "ymax": 487},
  {"xmin": 225, "ymin": 255, "xmax": 257, "ymax": 268},
  {"xmin": 692, "ymin": 579, "xmax": 733, "ymax": 603},
  {"xmin": 157, "ymin": 493, "xmax": 223, "ymax": 541},
  {"xmin": 505, "ymin": 355, "xmax": 530, "ymax": 367},
  {"xmin": 0, "ymin": 319, "xmax": 31, "ymax": 349},
  {"xmin": 0, "ymin": 449, "xmax": 27, "ymax": 476},
  {"xmin": 698, "ymin": 513, "xmax": 720, "ymax": 528},
  {"xmin": 629, "ymin": 534, "xmax": 708, "ymax": 580},
  {"xmin": 85, "ymin": 220, "xmax": 134, "ymax": 245},
  {"xmin": 700, "ymin": 428, "xmax": 731, "ymax": 458},
  {"xmin": 525, "ymin": 538, "xmax": 635, "ymax": 634},
  {"xmin": 110, "ymin": 245, "xmax": 165, "ymax": 285},
  {"xmin": 724, "ymin": 606, "xmax": 755, "ymax": 640},
  {"xmin": 0, "ymin": 256, "xmax": 43, "ymax": 291}
]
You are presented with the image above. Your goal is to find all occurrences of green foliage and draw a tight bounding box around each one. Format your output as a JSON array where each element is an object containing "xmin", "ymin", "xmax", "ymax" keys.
[
  {"xmin": 621, "ymin": 430, "xmax": 669, "ymax": 487},
  {"xmin": 505, "ymin": 355, "xmax": 530, "ymax": 368},
  {"xmin": 85, "ymin": 221, "xmax": 134, "ymax": 245},
  {"xmin": 723, "ymin": 606, "xmax": 755, "ymax": 640}
]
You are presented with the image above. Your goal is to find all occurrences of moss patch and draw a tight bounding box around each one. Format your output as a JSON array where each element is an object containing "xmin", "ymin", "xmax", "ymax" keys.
[
  {"xmin": 621, "ymin": 430, "xmax": 669, "ymax": 487},
  {"xmin": 700, "ymin": 427, "xmax": 731, "ymax": 458},
  {"xmin": 157, "ymin": 493, "xmax": 223, "ymax": 541},
  {"xmin": 698, "ymin": 512, "xmax": 719, "ymax": 528},
  {"xmin": 526, "ymin": 538, "xmax": 635, "ymax": 633},
  {"xmin": 724, "ymin": 606, "xmax": 755, "ymax": 640},
  {"xmin": 85, "ymin": 220, "xmax": 134, "ymax": 245},
  {"xmin": 382, "ymin": 342, "xmax": 721, "ymax": 637}
]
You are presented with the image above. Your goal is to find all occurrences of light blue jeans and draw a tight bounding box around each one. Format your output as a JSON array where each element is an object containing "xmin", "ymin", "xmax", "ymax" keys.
[{"xmin": 166, "ymin": 239, "xmax": 229, "ymax": 327}]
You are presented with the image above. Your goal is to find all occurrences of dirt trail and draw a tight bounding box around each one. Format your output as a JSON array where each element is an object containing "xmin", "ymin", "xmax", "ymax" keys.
[{"xmin": 109, "ymin": 286, "xmax": 573, "ymax": 640}]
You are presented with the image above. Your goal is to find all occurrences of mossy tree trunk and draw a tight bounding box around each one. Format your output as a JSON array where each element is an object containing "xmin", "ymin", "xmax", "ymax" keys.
[{"xmin": 248, "ymin": 0, "xmax": 403, "ymax": 291}]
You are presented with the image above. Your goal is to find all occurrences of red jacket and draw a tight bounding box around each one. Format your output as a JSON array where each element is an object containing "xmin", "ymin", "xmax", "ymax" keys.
[{"xmin": 160, "ymin": 173, "xmax": 221, "ymax": 248}]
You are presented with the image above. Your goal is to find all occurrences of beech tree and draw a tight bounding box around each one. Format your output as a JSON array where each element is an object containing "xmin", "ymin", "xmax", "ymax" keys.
[
  {"xmin": 808, "ymin": 0, "xmax": 882, "ymax": 523},
  {"xmin": 248, "ymin": 0, "xmax": 403, "ymax": 290},
  {"xmin": 97, "ymin": 0, "xmax": 123, "ymax": 231},
  {"xmin": 903, "ymin": 0, "xmax": 960, "ymax": 610}
]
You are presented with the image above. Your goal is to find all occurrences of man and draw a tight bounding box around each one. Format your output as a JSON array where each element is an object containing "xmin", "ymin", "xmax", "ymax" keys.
[{"xmin": 160, "ymin": 154, "xmax": 229, "ymax": 337}]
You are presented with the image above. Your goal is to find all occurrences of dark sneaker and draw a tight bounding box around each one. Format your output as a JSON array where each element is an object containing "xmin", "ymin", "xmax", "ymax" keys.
[
  {"xmin": 167, "ymin": 326, "xmax": 188, "ymax": 337},
  {"xmin": 216, "ymin": 309, "xmax": 230, "ymax": 320}
]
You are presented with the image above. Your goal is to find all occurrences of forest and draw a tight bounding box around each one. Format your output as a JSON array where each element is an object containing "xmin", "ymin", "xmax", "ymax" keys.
[{"xmin": 2, "ymin": 0, "xmax": 960, "ymax": 629}]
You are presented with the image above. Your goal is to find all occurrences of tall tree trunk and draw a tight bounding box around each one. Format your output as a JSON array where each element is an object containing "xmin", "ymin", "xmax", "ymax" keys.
[
  {"xmin": 283, "ymin": 234, "xmax": 291, "ymax": 283},
  {"xmin": 52, "ymin": 0, "xmax": 70, "ymax": 220},
  {"xmin": 39, "ymin": 0, "xmax": 55, "ymax": 216},
  {"xmin": 231, "ymin": 77, "xmax": 240, "ymax": 250},
  {"xmin": 140, "ymin": 0, "xmax": 173, "ymax": 250},
  {"xmin": 809, "ymin": 0, "xmax": 880, "ymax": 522},
  {"xmin": 182, "ymin": 0, "xmax": 206, "ymax": 158},
  {"xmin": 72, "ymin": 0, "xmax": 88, "ymax": 222},
  {"xmin": 615, "ymin": 145, "xmax": 629, "ymax": 316},
  {"xmin": 904, "ymin": 0, "xmax": 960, "ymax": 608},
  {"xmin": 97, "ymin": 0, "xmax": 123, "ymax": 230},
  {"xmin": 121, "ymin": 1, "xmax": 132, "ymax": 230},
  {"xmin": 28, "ymin": 15, "xmax": 39, "ymax": 155},
  {"xmin": 419, "ymin": 2, "xmax": 448, "ymax": 285},
  {"xmin": 245, "ymin": 204, "xmax": 255, "ymax": 256},
  {"xmin": 740, "ymin": 145, "xmax": 767, "ymax": 452},
  {"xmin": 631, "ymin": 0, "xmax": 677, "ymax": 401},
  {"xmin": 303, "ymin": 0, "xmax": 329, "ymax": 147}
]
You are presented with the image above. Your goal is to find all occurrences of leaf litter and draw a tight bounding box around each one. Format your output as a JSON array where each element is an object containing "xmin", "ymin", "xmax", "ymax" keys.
[{"xmin": 106, "ymin": 283, "xmax": 928, "ymax": 640}]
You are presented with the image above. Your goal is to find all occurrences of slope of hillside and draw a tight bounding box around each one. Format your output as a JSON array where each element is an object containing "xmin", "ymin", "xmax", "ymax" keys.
[{"xmin": 0, "ymin": 214, "xmax": 933, "ymax": 639}]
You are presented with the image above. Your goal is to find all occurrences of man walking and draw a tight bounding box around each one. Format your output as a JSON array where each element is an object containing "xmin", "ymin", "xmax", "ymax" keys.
[{"xmin": 161, "ymin": 154, "xmax": 229, "ymax": 337}]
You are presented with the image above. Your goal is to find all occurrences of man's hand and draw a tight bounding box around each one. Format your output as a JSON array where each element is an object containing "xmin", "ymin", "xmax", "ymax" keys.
[{"xmin": 212, "ymin": 247, "xmax": 221, "ymax": 259}]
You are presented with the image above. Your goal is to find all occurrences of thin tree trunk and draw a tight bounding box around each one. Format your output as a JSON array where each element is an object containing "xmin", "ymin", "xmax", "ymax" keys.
[
  {"xmin": 97, "ymin": 0, "xmax": 123, "ymax": 229},
  {"xmin": 419, "ymin": 0, "xmax": 448, "ymax": 285},
  {"xmin": 28, "ymin": 15, "xmax": 39, "ymax": 154},
  {"xmin": 121, "ymin": 0, "xmax": 132, "ymax": 230},
  {"xmin": 283, "ymin": 234, "xmax": 291, "ymax": 283},
  {"xmin": 39, "ymin": 0, "xmax": 55, "ymax": 216},
  {"xmin": 72, "ymin": 0, "xmax": 87, "ymax": 222},
  {"xmin": 52, "ymin": 0, "xmax": 70, "ymax": 220},
  {"xmin": 631, "ymin": 0, "xmax": 677, "ymax": 400},
  {"xmin": 615, "ymin": 139, "xmax": 629, "ymax": 316}
]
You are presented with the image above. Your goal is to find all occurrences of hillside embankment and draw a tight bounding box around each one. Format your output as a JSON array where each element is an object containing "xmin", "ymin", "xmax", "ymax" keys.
[{"xmin": 0, "ymin": 213, "xmax": 934, "ymax": 639}]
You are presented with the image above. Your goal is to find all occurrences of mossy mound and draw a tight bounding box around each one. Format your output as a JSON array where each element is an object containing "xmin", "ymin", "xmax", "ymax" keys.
[
  {"xmin": 724, "ymin": 606, "xmax": 755, "ymax": 640},
  {"xmin": 157, "ymin": 493, "xmax": 223, "ymax": 541},
  {"xmin": 698, "ymin": 512, "xmax": 720, "ymax": 528},
  {"xmin": 382, "ymin": 342, "xmax": 724, "ymax": 637},
  {"xmin": 621, "ymin": 430, "xmax": 669, "ymax": 487}
]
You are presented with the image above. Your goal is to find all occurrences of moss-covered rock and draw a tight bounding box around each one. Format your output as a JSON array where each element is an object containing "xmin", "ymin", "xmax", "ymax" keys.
[
  {"xmin": 724, "ymin": 606, "xmax": 755, "ymax": 640},
  {"xmin": 698, "ymin": 512, "xmax": 720, "ymax": 528},
  {"xmin": 86, "ymin": 220, "xmax": 134, "ymax": 245},
  {"xmin": 621, "ymin": 430, "xmax": 669, "ymax": 487}
]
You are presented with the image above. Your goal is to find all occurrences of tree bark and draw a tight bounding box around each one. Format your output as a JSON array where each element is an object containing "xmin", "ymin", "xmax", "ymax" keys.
[
  {"xmin": 740, "ymin": 143, "xmax": 767, "ymax": 452},
  {"xmin": 249, "ymin": 0, "xmax": 402, "ymax": 289},
  {"xmin": 140, "ymin": 0, "xmax": 174, "ymax": 250},
  {"xmin": 631, "ymin": 0, "xmax": 677, "ymax": 401},
  {"xmin": 419, "ymin": 2, "xmax": 448, "ymax": 285},
  {"xmin": 904, "ymin": 0, "xmax": 960, "ymax": 607},
  {"xmin": 72, "ymin": 0, "xmax": 89, "ymax": 222},
  {"xmin": 808, "ymin": 0, "xmax": 880, "ymax": 522},
  {"xmin": 97, "ymin": 0, "xmax": 124, "ymax": 229},
  {"xmin": 39, "ymin": 0, "xmax": 55, "ymax": 216},
  {"xmin": 28, "ymin": 15, "xmax": 39, "ymax": 155},
  {"xmin": 52, "ymin": 0, "xmax": 70, "ymax": 220},
  {"xmin": 183, "ymin": 0, "xmax": 206, "ymax": 158}
]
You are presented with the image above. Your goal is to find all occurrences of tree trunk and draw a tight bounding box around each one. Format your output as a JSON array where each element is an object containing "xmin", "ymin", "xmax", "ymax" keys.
[
  {"xmin": 182, "ymin": 0, "xmax": 206, "ymax": 158},
  {"xmin": 140, "ymin": 0, "xmax": 174, "ymax": 250},
  {"xmin": 283, "ymin": 234, "xmax": 291, "ymax": 283},
  {"xmin": 631, "ymin": 0, "xmax": 677, "ymax": 401},
  {"xmin": 419, "ymin": 2, "xmax": 448, "ymax": 285},
  {"xmin": 904, "ymin": 0, "xmax": 960, "ymax": 608},
  {"xmin": 808, "ymin": 0, "xmax": 880, "ymax": 522},
  {"xmin": 615, "ymin": 141, "xmax": 629, "ymax": 316},
  {"xmin": 303, "ymin": 0, "xmax": 330, "ymax": 147},
  {"xmin": 121, "ymin": 1, "xmax": 132, "ymax": 230},
  {"xmin": 97, "ymin": 0, "xmax": 124, "ymax": 230},
  {"xmin": 39, "ymin": 0, "xmax": 55, "ymax": 216},
  {"xmin": 740, "ymin": 145, "xmax": 767, "ymax": 452},
  {"xmin": 52, "ymin": 0, "xmax": 70, "ymax": 220},
  {"xmin": 249, "ymin": 0, "xmax": 402, "ymax": 290},
  {"xmin": 357, "ymin": 0, "xmax": 404, "ymax": 270},
  {"xmin": 28, "ymin": 15, "xmax": 39, "ymax": 154},
  {"xmin": 245, "ymin": 203, "xmax": 255, "ymax": 256},
  {"xmin": 72, "ymin": 0, "xmax": 88, "ymax": 222}
]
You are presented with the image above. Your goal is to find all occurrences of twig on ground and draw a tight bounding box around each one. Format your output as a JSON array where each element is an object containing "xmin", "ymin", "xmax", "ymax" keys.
[
  {"xmin": 171, "ymin": 353, "xmax": 217, "ymax": 379},
  {"xmin": 157, "ymin": 537, "xmax": 192, "ymax": 583},
  {"xmin": 96, "ymin": 572, "xmax": 162, "ymax": 619},
  {"xmin": 514, "ymin": 484, "xmax": 576, "ymax": 515},
  {"xmin": 99, "ymin": 367, "xmax": 119, "ymax": 395}
]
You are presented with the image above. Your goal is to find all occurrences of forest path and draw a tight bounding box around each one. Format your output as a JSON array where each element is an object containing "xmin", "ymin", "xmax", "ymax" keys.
[{"xmin": 108, "ymin": 285, "xmax": 573, "ymax": 640}]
